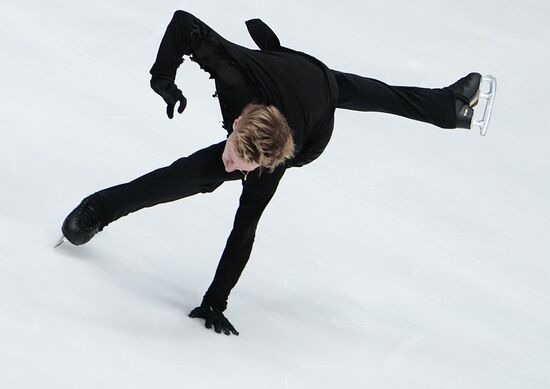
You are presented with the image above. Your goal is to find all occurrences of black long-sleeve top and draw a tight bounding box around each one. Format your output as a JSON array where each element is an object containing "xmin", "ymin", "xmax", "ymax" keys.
[{"xmin": 149, "ymin": 11, "xmax": 338, "ymax": 310}]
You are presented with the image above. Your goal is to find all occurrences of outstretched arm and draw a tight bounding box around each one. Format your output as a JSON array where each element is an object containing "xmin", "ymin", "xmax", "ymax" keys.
[{"xmin": 189, "ymin": 166, "xmax": 286, "ymax": 335}]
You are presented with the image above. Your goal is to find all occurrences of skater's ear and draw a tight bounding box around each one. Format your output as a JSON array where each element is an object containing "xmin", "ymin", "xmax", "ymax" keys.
[{"xmin": 232, "ymin": 116, "xmax": 242, "ymax": 131}]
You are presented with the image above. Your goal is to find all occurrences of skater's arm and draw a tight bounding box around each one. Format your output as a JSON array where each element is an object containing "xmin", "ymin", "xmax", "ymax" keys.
[
  {"xmin": 202, "ymin": 166, "xmax": 286, "ymax": 311},
  {"xmin": 150, "ymin": 10, "xmax": 231, "ymax": 82}
]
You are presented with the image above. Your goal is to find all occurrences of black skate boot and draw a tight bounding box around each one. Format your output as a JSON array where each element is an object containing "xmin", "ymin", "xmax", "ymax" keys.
[
  {"xmin": 61, "ymin": 195, "xmax": 106, "ymax": 245},
  {"xmin": 446, "ymin": 72, "xmax": 482, "ymax": 129}
]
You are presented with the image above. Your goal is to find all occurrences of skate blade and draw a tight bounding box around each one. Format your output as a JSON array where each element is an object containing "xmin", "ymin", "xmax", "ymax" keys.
[
  {"xmin": 471, "ymin": 75, "xmax": 497, "ymax": 136},
  {"xmin": 55, "ymin": 236, "xmax": 67, "ymax": 248}
]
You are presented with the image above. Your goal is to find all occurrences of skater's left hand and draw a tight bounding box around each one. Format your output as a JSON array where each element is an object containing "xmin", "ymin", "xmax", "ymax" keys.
[{"xmin": 189, "ymin": 304, "xmax": 239, "ymax": 336}]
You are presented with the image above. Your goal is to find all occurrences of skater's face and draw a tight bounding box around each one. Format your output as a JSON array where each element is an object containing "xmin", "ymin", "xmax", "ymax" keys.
[{"xmin": 221, "ymin": 116, "xmax": 261, "ymax": 173}]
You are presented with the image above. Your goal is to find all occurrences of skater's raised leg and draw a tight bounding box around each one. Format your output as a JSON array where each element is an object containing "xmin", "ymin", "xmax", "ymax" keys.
[
  {"xmin": 330, "ymin": 69, "xmax": 457, "ymax": 128},
  {"xmin": 331, "ymin": 69, "xmax": 487, "ymax": 130}
]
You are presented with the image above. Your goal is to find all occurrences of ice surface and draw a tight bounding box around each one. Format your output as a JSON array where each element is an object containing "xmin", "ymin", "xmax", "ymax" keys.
[{"xmin": 1, "ymin": 0, "xmax": 549, "ymax": 388}]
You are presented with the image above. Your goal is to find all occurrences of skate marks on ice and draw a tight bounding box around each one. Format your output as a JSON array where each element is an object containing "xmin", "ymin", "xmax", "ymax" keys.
[
  {"xmin": 0, "ymin": 1, "xmax": 159, "ymax": 66},
  {"xmin": 54, "ymin": 242, "xmax": 196, "ymax": 316},
  {"xmin": 284, "ymin": 365, "xmax": 370, "ymax": 389},
  {"xmin": 342, "ymin": 295, "xmax": 536, "ymax": 385}
]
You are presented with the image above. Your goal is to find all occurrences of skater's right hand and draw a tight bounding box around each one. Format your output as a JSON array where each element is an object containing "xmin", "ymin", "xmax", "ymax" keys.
[
  {"xmin": 188, "ymin": 303, "xmax": 239, "ymax": 336},
  {"xmin": 150, "ymin": 77, "xmax": 187, "ymax": 119}
]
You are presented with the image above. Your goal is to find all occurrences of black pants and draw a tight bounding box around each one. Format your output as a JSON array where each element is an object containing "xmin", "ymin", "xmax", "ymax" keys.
[
  {"xmin": 93, "ymin": 70, "xmax": 456, "ymax": 225},
  {"xmin": 331, "ymin": 69, "xmax": 456, "ymax": 128},
  {"xmin": 94, "ymin": 141, "xmax": 240, "ymax": 226}
]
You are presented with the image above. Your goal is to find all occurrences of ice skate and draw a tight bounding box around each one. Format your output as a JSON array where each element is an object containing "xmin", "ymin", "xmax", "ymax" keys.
[
  {"xmin": 60, "ymin": 195, "xmax": 105, "ymax": 246},
  {"xmin": 447, "ymin": 72, "xmax": 497, "ymax": 135}
]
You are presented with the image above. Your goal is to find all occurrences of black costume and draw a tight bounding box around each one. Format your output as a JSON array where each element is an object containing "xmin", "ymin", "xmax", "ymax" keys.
[{"xmin": 81, "ymin": 11, "xmax": 457, "ymax": 314}]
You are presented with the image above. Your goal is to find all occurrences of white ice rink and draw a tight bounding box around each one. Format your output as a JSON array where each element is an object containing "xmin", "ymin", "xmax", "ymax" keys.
[{"xmin": 1, "ymin": 0, "xmax": 549, "ymax": 388}]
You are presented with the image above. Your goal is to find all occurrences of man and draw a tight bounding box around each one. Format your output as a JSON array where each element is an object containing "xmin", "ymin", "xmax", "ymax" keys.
[{"xmin": 59, "ymin": 10, "xmax": 492, "ymax": 336}]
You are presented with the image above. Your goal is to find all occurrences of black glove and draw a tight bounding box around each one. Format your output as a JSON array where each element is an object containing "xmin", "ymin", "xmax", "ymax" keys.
[
  {"xmin": 150, "ymin": 77, "xmax": 187, "ymax": 119},
  {"xmin": 188, "ymin": 303, "xmax": 239, "ymax": 336}
]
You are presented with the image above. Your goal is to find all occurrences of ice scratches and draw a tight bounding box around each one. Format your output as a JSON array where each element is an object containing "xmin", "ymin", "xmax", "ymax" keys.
[
  {"xmin": 384, "ymin": 333, "xmax": 427, "ymax": 373},
  {"xmin": 99, "ymin": 34, "xmax": 162, "ymax": 65},
  {"xmin": 284, "ymin": 365, "xmax": 370, "ymax": 389}
]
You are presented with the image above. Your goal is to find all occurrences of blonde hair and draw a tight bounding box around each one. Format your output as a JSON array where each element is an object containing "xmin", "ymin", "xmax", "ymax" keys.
[{"xmin": 233, "ymin": 104, "xmax": 295, "ymax": 171}]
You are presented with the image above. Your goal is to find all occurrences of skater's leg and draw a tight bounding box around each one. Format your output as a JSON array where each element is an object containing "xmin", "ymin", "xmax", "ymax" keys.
[
  {"xmin": 61, "ymin": 141, "xmax": 243, "ymax": 245},
  {"xmin": 93, "ymin": 141, "xmax": 242, "ymax": 226},
  {"xmin": 330, "ymin": 69, "xmax": 456, "ymax": 128}
]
